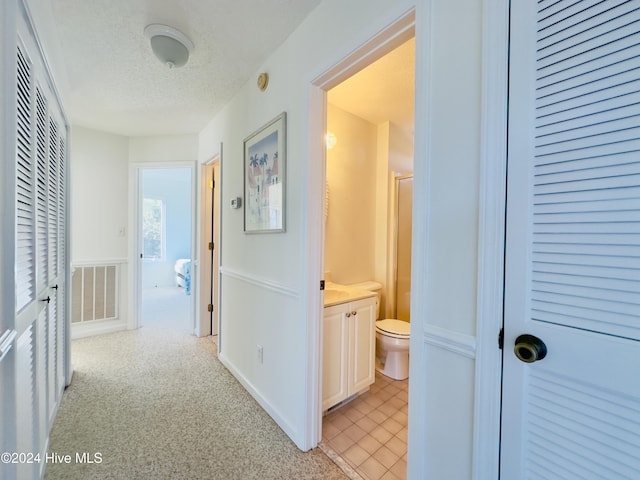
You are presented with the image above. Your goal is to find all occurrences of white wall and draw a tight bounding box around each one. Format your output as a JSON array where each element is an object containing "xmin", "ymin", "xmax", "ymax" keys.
[
  {"xmin": 71, "ymin": 127, "xmax": 129, "ymax": 261},
  {"xmin": 408, "ymin": 1, "xmax": 483, "ymax": 478},
  {"xmin": 129, "ymin": 135, "xmax": 197, "ymax": 164}
]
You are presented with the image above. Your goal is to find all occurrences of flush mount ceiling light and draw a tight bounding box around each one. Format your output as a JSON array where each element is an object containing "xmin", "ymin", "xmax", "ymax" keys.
[{"xmin": 144, "ymin": 24, "xmax": 194, "ymax": 69}]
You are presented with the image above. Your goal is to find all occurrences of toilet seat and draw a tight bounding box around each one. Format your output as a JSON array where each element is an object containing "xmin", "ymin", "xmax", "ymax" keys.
[{"xmin": 376, "ymin": 319, "xmax": 410, "ymax": 338}]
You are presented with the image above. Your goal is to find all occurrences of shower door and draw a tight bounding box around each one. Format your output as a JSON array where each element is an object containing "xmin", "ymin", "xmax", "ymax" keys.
[{"xmin": 395, "ymin": 175, "xmax": 413, "ymax": 321}]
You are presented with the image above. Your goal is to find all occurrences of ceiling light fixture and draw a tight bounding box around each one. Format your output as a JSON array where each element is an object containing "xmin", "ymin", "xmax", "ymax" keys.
[{"xmin": 144, "ymin": 24, "xmax": 194, "ymax": 69}]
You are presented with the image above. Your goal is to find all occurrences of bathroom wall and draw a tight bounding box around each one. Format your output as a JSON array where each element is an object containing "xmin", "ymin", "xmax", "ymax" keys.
[
  {"xmin": 325, "ymin": 110, "xmax": 414, "ymax": 319},
  {"xmin": 375, "ymin": 121, "xmax": 414, "ymax": 317},
  {"xmin": 388, "ymin": 122, "xmax": 414, "ymax": 174},
  {"xmin": 324, "ymin": 103, "xmax": 377, "ymax": 285}
]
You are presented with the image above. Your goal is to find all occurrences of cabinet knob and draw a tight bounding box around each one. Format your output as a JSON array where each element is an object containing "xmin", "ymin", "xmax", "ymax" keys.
[
  {"xmin": 346, "ymin": 313, "xmax": 351, "ymax": 317},
  {"xmin": 352, "ymin": 311, "xmax": 357, "ymax": 316}
]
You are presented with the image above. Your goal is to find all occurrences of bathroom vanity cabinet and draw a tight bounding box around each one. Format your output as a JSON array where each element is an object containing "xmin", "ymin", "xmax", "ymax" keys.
[{"xmin": 322, "ymin": 296, "xmax": 376, "ymax": 411}]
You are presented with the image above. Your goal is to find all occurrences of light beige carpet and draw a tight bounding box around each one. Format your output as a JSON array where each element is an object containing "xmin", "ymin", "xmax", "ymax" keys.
[{"xmin": 45, "ymin": 327, "xmax": 348, "ymax": 480}]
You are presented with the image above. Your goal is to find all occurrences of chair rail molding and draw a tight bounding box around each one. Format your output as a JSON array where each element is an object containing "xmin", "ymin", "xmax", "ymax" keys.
[
  {"xmin": 219, "ymin": 266, "xmax": 299, "ymax": 299},
  {"xmin": 422, "ymin": 324, "xmax": 476, "ymax": 359}
]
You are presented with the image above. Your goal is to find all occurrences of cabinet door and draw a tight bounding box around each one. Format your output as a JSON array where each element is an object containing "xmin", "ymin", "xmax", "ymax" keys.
[
  {"xmin": 322, "ymin": 304, "xmax": 348, "ymax": 410},
  {"xmin": 350, "ymin": 298, "xmax": 376, "ymax": 394}
]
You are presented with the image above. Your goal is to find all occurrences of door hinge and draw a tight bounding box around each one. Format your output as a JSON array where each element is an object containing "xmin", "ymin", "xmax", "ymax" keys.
[
  {"xmin": 498, "ymin": 328, "xmax": 504, "ymax": 350},
  {"xmin": 207, "ymin": 304, "xmax": 213, "ymax": 312},
  {"xmin": 320, "ymin": 280, "xmax": 325, "ymax": 291},
  {"xmin": 208, "ymin": 242, "xmax": 214, "ymax": 251}
]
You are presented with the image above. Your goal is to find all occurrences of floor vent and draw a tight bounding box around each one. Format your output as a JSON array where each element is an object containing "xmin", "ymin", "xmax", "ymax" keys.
[{"xmin": 71, "ymin": 264, "xmax": 119, "ymax": 323}]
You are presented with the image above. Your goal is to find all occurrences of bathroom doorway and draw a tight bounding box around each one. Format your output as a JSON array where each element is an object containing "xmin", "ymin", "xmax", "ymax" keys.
[{"xmin": 320, "ymin": 33, "xmax": 415, "ymax": 480}]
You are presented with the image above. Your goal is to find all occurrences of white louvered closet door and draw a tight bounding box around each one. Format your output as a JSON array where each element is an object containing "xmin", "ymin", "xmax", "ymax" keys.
[
  {"xmin": 502, "ymin": 1, "xmax": 640, "ymax": 478},
  {"xmin": 8, "ymin": 4, "xmax": 69, "ymax": 479}
]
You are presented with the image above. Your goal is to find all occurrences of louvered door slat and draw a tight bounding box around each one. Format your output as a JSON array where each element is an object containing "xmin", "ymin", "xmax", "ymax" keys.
[
  {"xmin": 535, "ymin": 151, "xmax": 640, "ymax": 176},
  {"xmin": 537, "ymin": 0, "xmax": 624, "ymax": 31},
  {"xmin": 533, "ymin": 266, "xmax": 639, "ymax": 286},
  {"xmin": 538, "ymin": 4, "xmax": 640, "ymax": 65},
  {"xmin": 536, "ymin": 160, "xmax": 640, "ymax": 184},
  {"xmin": 15, "ymin": 44, "xmax": 35, "ymax": 313},
  {"xmin": 537, "ymin": 111, "xmax": 640, "ymax": 146},
  {"xmin": 36, "ymin": 88, "xmax": 48, "ymax": 284},
  {"xmin": 534, "ymin": 172, "xmax": 640, "ymax": 194},
  {"xmin": 15, "ymin": 326, "xmax": 38, "ymax": 480},
  {"xmin": 537, "ymin": 96, "xmax": 640, "ymax": 134},
  {"xmin": 48, "ymin": 293, "xmax": 57, "ymax": 417},
  {"xmin": 58, "ymin": 136, "xmax": 65, "ymax": 275},
  {"xmin": 48, "ymin": 118, "xmax": 58, "ymax": 281}
]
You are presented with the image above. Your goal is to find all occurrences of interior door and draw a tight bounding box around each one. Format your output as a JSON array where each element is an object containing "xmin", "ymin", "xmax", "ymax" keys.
[
  {"xmin": 201, "ymin": 162, "xmax": 215, "ymax": 335},
  {"xmin": 212, "ymin": 162, "xmax": 221, "ymax": 336},
  {"xmin": 502, "ymin": 1, "xmax": 640, "ymax": 478}
]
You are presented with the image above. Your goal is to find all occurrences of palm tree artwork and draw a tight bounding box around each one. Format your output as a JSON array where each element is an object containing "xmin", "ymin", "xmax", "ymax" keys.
[{"xmin": 245, "ymin": 128, "xmax": 281, "ymax": 230}]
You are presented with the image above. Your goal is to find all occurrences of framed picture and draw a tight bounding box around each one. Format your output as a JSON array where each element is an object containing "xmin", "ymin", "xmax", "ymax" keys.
[{"xmin": 244, "ymin": 112, "xmax": 286, "ymax": 233}]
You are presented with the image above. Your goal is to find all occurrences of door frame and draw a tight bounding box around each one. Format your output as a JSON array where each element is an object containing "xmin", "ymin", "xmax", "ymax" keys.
[
  {"xmin": 129, "ymin": 162, "xmax": 196, "ymax": 332},
  {"xmin": 470, "ymin": 0, "xmax": 509, "ymax": 478},
  {"xmin": 197, "ymin": 154, "xmax": 221, "ymax": 339},
  {"xmin": 306, "ymin": 6, "xmax": 416, "ymax": 448}
]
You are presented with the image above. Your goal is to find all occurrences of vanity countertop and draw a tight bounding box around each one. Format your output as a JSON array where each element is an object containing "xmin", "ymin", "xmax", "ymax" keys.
[{"xmin": 323, "ymin": 282, "xmax": 376, "ymax": 307}]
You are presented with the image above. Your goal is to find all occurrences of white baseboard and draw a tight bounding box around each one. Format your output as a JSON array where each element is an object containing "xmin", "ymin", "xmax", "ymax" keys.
[
  {"xmin": 71, "ymin": 319, "xmax": 127, "ymax": 339},
  {"xmin": 217, "ymin": 351, "xmax": 303, "ymax": 450}
]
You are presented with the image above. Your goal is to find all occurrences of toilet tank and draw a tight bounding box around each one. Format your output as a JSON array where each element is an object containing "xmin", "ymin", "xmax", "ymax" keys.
[{"xmin": 347, "ymin": 281, "xmax": 382, "ymax": 319}]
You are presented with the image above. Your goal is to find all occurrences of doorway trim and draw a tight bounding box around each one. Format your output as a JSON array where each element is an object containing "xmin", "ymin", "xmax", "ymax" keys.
[
  {"xmin": 471, "ymin": 0, "xmax": 509, "ymax": 478},
  {"xmin": 306, "ymin": 6, "xmax": 416, "ymax": 449},
  {"xmin": 197, "ymin": 154, "xmax": 221, "ymax": 339},
  {"xmin": 129, "ymin": 162, "xmax": 197, "ymax": 332}
]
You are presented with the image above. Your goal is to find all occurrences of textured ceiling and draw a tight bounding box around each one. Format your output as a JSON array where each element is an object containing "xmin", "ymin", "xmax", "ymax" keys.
[{"xmin": 49, "ymin": 0, "xmax": 321, "ymax": 136}]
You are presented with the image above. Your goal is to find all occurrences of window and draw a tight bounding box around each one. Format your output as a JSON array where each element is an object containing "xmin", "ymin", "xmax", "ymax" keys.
[{"xmin": 143, "ymin": 198, "xmax": 165, "ymax": 261}]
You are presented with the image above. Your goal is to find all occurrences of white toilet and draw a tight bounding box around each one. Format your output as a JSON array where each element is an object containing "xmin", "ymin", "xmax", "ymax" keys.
[{"xmin": 348, "ymin": 281, "xmax": 410, "ymax": 381}]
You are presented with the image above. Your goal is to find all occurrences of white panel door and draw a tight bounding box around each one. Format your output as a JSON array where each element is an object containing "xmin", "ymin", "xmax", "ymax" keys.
[{"xmin": 502, "ymin": 1, "xmax": 640, "ymax": 478}]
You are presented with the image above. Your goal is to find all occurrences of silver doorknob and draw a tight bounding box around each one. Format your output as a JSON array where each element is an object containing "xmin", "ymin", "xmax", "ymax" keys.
[{"xmin": 514, "ymin": 334, "xmax": 547, "ymax": 363}]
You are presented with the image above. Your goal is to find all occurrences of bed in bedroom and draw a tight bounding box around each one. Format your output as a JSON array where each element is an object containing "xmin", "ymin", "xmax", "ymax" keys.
[{"xmin": 174, "ymin": 259, "xmax": 191, "ymax": 295}]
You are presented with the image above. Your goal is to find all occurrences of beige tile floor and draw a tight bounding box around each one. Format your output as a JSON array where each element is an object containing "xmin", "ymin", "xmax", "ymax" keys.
[{"xmin": 322, "ymin": 373, "xmax": 409, "ymax": 480}]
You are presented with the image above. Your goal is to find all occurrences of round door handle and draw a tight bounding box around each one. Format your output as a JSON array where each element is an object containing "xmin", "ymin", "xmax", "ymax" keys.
[{"xmin": 514, "ymin": 334, "xmax": 547, "ymax": 363}]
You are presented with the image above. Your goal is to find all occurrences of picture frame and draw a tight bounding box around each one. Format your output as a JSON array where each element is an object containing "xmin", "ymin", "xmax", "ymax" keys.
[{"xmin": 243, "ymin": 112, "xmax": 286, "ymax": 233}]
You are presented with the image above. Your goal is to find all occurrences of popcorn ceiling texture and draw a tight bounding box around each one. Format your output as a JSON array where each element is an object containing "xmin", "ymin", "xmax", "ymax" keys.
[
  {"xmin": 49, "ymin": 0, "xmax": 321, "ymax": 136},
  {"xmin": 45, "ymin": 328, "xmax": 349, "ymax": 479}
]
